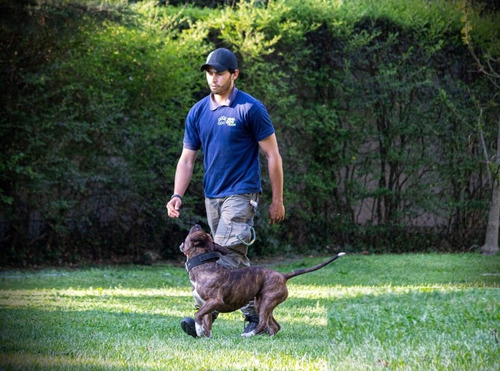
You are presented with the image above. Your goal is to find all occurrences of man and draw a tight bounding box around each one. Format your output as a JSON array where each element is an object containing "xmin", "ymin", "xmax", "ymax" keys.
[{"xmin": 166, "ymin": 48, "xmax": 285, "ymax": 337}]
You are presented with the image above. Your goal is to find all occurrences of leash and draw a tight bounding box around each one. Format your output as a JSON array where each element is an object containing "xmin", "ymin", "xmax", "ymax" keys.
[
  {"xmin": 236, "ymin": 226, "xmax": 256, "ymax": 247},
  {"xmin": 185, "ymin": 252, "xmax": 221, "ymax": 272}
]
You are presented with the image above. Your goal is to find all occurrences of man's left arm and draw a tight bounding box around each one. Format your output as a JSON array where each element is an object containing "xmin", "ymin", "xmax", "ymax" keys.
[{"xmin": 259, "ymin": 133, "xmax": 285, "ymax": 224}]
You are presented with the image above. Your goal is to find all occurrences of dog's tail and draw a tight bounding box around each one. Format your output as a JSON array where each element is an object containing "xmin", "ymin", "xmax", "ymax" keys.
[{"xmin": 283, "ymin": 252, "xmax": 346, "ymax": 280}]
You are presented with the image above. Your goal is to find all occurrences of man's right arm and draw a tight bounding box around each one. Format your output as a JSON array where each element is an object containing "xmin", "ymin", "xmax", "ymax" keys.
[{"xmin": 166, "ymin": 148, "xmax": 198, "ymax": 218}]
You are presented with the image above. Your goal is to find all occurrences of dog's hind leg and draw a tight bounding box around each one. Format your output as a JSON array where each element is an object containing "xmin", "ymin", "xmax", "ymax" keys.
[
  {"xmin": 247, "ymin": 297, "xmax": 277, "ymax": 337},
  {"xmin": 252, "ymin": 288, "xmax": 287, "ymax": 337},
  {"xmin": 252, "ymin": 307, "xmax": 272, "ymax": 336},
  {"xmin": 268, "ymin": 315, "xmax": 281, "ymax": 337}
]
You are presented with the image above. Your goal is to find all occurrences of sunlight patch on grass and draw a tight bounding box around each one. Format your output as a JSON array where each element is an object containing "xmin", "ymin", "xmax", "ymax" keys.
[
  {"xmin": 1, "ymin": 353, "xmax": 135, "ymax": 369},
  {"xmin": 0, "ymin": 287, "xmax": 191, "ymax": 299},
  {"xmin": 0, "ymin": 287, "xmax": 194, "ymax": 317}
]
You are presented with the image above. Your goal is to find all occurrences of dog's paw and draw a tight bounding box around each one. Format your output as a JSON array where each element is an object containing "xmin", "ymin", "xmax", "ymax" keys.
[
  {"xmin": 195, "ymin": 322, "xmax": 204, "ymax": 337},
  {"xmin": 195, "ymin": 323, "xmax": 212, "ymax": 338}
]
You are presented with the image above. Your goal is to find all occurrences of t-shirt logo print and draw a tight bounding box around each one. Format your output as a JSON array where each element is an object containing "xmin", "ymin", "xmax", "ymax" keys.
[{"xmin": 218, "ymin": 116, "xmax": 236, "ymax": 127}]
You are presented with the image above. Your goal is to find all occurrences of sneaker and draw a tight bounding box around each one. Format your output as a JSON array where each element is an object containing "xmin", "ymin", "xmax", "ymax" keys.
[
  {"xmin": 181, "ymin": 312, "xmax": 219, "ymax": 338},
  {"xmin": 180, "ymin": 317, "xmax": 198, "ymax": 338},
  {"xmin": 241, "ymin": 315, "xmax": 259, "ymax": 337}
]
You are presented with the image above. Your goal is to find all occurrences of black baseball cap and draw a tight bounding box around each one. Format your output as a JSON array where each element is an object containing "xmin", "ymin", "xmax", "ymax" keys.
[{"xmin": 200, "ymin": 48, "xmax": 238, "ymax": 72}]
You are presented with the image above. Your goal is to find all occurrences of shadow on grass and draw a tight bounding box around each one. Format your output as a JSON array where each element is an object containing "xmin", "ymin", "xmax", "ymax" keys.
[
  {"xmin": 0, "ymin": 264, "xmax": 187, "ymax": 291},
  {"xmin": 277, "ymin": 253, "xmax": 500, "ymax": 287},
  {"xmin": 326, "ymin": 287, "xmax": 499, "ymax": 369}
]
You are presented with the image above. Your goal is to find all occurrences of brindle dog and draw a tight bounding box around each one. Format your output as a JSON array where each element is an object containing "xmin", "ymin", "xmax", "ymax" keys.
[{"xmin": 180, "ymin": 224, "xmax": 345, "ymax": 338}]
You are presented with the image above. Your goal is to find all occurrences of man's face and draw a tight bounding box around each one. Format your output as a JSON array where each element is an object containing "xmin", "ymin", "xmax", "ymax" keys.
[{"xmin": 205, "ymin": 68, "xmax": 237, "ymax": 96}]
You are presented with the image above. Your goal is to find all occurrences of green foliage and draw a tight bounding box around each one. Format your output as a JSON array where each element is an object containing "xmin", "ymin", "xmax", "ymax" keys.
[
  {"xmin": 218, "ymin": 0, "xmax": 495, "ymax": 253},
  {"xmin": 1, "ymin": 0, "xmax": 499, "ymax": 265},
  {"xmin": 0, "ymin": 0, "xmax": 205, "ymax": 264}
]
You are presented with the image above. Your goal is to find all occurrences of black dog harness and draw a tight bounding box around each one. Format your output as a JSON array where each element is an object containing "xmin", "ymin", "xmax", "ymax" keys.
[{"xmin": 185, "ymin": 252, "xmax": 221, "ymax": 272}]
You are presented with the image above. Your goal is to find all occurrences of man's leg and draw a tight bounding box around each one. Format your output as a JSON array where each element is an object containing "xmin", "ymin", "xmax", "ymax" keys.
[
  {"xmin": 207, "ymin": 194, "xmax": 260, "ymax": 334},
  {"xmin": 180, "ymin": 193, "xmax": 259, "ymax": 337},
  {"xmin": 205, "ymin": 193, "xmax": 258, "ymax": 269}
]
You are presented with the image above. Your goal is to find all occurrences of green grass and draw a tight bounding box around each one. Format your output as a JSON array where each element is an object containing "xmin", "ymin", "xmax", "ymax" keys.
[{"xmin": 0, "ymin": 253, "xmax": 499, "ymax": 370}]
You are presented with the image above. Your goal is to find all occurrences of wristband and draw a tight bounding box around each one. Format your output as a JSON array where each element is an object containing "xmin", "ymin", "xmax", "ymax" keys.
[{"xmin": 170, "ymin": 194, "xmax": 182, "ymax": 200}]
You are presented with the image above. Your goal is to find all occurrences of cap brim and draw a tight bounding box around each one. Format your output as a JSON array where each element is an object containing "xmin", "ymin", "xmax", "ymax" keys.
[{"xmin": 200, "ymin": 63, "xmax": 228, "ymax": 72}]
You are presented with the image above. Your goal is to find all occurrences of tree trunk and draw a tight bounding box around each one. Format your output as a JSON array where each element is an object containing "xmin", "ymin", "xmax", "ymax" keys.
[
  {"xmin": 481, "ymin": 182, "xmax": 499, "ymax": 255},
  {"xmin": 480, "ymin": 119, "xmax": 500, "ymax": 255}
]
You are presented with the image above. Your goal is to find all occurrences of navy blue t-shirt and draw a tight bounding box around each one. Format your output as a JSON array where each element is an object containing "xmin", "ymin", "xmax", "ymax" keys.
[{"xmin": 183, "ymin": 88, "xmax": 275, "ymax": 198}]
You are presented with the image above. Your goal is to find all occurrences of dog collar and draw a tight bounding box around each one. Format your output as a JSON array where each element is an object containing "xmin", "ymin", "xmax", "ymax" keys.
[{"xmin": 185, "ymin": 252, "xmax": 221, "ymax": 272}]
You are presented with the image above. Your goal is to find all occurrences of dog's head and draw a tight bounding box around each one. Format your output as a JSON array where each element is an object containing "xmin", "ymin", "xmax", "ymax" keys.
[{"xmin": 179, "ymin": 224, "xmax": 229, "ymax": 258}]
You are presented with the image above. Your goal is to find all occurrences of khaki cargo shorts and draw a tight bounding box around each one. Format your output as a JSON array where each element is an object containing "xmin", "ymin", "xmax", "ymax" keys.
[{"xmin": 205, "ymin": 193, "xmax": 259, "ymax": 269}]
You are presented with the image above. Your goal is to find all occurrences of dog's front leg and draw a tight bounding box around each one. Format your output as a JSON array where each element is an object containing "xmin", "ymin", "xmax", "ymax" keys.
[
  {"xmin": 194, "ymin": 312, "xmax": 213, "ymax": 338},
  {"xmin": 194, "ymin": 300, "xmax": 222, "ymax": 338},
  {"xmin": 194, "ymin": 308, "xmax": 213, "ymax": 338},
  {"xmin": 201, "ymin": 313, "xmax": 213, "ymax": 338},
  {"xmin": 193, "ymin": 312, "xmax": 206, "ymax": 337}
]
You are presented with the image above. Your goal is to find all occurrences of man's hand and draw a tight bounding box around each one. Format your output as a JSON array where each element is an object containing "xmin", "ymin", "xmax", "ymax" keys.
[
  {"xmin": 166, "ymin": 197, "xmax": 182, "ymax": 218},
  {"xmin": 269, "ymin": 202, "xmax": 285, "ymax": 225}
]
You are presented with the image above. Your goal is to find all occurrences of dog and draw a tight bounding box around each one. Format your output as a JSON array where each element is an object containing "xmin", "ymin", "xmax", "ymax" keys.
[{"xmin": 179, "ymin": 224, "xmax": 345, "ymax": 338}]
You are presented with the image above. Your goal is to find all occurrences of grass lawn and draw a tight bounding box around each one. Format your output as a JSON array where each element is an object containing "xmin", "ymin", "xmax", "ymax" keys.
[{"xmin": 0, "ymin": 253, "xmax": 499, "ymax": 370}]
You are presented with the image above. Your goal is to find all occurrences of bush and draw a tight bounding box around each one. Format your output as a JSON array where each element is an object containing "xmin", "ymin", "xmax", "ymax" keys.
[{"xmin": 1, "ymin": 0, "xmax": 498, "ymax": 265}]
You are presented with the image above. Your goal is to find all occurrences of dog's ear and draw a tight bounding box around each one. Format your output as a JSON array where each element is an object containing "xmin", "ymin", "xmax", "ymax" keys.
[
  {"xmin": 189, "ymin": 224, "xmax": 203, "ymax": 234},
  {"xmin": 213, "ymin": 242, "xmax": 229, "ymax": 255}
]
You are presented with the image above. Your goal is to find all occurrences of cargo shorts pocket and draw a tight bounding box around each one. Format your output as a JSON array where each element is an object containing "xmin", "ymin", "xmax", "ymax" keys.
[{"xmin": 214, "ymin": 218, "xmax": 253, "ymax": 248}]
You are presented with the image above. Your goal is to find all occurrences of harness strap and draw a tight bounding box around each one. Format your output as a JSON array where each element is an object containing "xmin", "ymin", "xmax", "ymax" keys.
[{"xmin": 185, "ymin": 252, "xmax": 221, "ymax": 272}]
